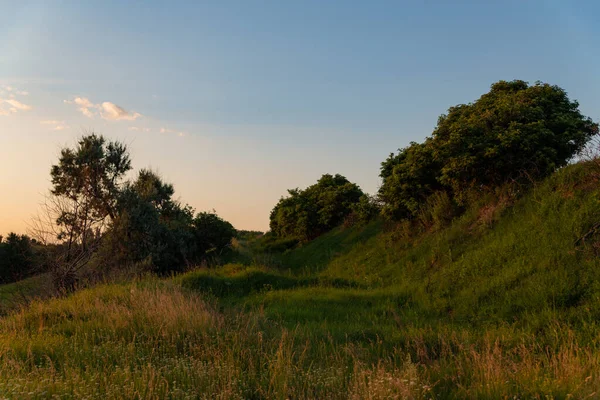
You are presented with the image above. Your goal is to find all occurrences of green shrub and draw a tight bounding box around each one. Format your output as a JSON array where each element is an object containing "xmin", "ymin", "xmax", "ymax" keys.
[{"xmin": 379, "ymin": 80, "xmax": 598, "ymax": 219}]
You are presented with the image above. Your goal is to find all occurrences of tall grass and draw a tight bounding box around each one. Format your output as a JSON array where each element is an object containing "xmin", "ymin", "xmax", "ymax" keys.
[
  {"xmin": 1, "ymin": 278, "xmax": 600, "ymax": 398},
  {"xmin": 0, "ymin": 280, "xmax": 432, "ymax": 399}
]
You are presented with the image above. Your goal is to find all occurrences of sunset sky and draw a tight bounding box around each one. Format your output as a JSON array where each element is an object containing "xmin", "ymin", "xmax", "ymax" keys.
[{"xmin": 1, "ymin": 0, "xmax": 599, "ymax": 234}]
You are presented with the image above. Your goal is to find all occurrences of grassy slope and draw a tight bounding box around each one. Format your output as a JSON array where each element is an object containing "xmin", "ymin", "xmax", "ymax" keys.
[
  {"xmin": 0, "ymin": 274, "xmax": 52, "ymax": 315},
  {"xmin": 2, "ymin": 163, "xmax": 600, "ymax": 398}
]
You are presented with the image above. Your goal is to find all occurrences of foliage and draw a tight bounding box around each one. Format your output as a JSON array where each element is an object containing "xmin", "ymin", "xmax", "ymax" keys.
[
  {"xmin": 379, "ymin": 80, "xmax": 599, "ymax": 218},
  {"xmin": 346, "ymin": 194, "xmax": 382, "ymax": 227},
  {"xmin": 101, "ymin": 170, "xmax": 235, "ymax": 275},
  {"xmin": 192, "ymin": 211, "xmax": 236, "ymax": 257},
  {"xmin": 270, "ymin": 174, "xmax": 364, "ymax": 241},
  {"xmin": 50, "ymin": 133, "xmax": 131, "ymax": 229},
  {"xmin": 235, "ymin": 230, "xmax": 264, "ymax": 241},
  {"xmin": 0, "ymin": 233, "xmax": 34, "ymax": 284},
  {"xmin": 33, "ymin": 134, "xmax": 239, "ymax": 280},
  {"xmin": 252, "ymin": 232, "xmax": 300, "ymax": 254},
  {"xmin": 30, "ymin": 133, "xmax": 133, "ymax": 292}
]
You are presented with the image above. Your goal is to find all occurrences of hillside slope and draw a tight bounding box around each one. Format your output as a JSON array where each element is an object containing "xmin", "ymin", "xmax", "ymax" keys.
[
  {"xmin": 275, "ymin": 161, "xmax": 600, "ymax": 325},
  {"xmin": 2, "ymin": 162, "xmax": 600, "ymax": 398}
]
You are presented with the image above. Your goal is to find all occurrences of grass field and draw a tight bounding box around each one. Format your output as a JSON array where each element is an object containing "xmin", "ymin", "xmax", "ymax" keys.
[{"xmin": 2, "ymin": 162, "xmax": 600, "ymax": 398}]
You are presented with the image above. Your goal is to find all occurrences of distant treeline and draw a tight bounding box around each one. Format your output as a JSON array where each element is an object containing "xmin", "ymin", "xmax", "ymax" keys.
[{"xmin": 3, "ymin": 79, "xmax": 598, "ymax": 290}]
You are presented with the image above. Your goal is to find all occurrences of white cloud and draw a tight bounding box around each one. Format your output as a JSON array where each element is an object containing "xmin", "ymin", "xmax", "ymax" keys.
[
  {"xmin": 65, "ymin": 96, "xmax": 142, "ymax": 121},
  {"xmin": 5, "ymin": 99, "xmax": 32, "ymax": 111},
  {"xmin": 67, "ymin": 97, "xmax": 96, "ymax": 118},
  {"xmin": 100, "ymin": 102, "xmax": 141, "ymax": 121},
  {"xmin": 0, "ymin": 98, "xmax": 33, "ymax": 115}
]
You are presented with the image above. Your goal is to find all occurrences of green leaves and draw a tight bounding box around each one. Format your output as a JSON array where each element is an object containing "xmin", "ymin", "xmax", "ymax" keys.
[
  {"xmin": 50, "ymin": 133, "xmax": 131, "ymax": 225},
  {"xmin": 270, "ymin": 174, "xmax": 364, "ymax": 241},
  {"xmin": 379, "ymin": 80, "xmax": 599, "ymax": 219}
]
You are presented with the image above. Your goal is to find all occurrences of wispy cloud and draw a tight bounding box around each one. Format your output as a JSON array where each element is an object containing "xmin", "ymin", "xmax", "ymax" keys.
[
  {"xmin": 64, "ymin": 96, "xmax": 142, "ymax": 121},
  {"xmin": 160, "ymin": 127, "xmax": 186, "ymax": 137},
  {"xmin": 0, "ymin": 85, "xmax": 28, "ymax": 96},
  {"xmin": 128, "ymin": 126, "xmax": 151, "ymax": 132},
  {"xmin": 4, "ymin": 99, "xmax": 32, "ymax": 111},
  {"xmin": 64, "ymin": 97, "xmax": 96, "ymax": 118},
  {"xmin": 40, "ymin": 120, "xmax": 69, "ymax": 131},
  {"xmin": 0, "ymin": 97, "xmax": 33, "ymax": 116}
]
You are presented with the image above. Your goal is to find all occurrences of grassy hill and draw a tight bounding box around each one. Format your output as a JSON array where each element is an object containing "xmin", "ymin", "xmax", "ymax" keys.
[{"xmin": 2, "ymin": 162, "xmax": 600, "ymax": 398}]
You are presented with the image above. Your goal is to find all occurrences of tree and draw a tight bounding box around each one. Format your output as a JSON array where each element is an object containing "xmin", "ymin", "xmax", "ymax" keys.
[
  {"xmin": 379, "ymin": 139, "xmax": 443, "ymax": 219},
  {"xmin": 379, "ymin": 80, "xmax": 599, "ymax": 218},
  {"xmin": 102, "ymin": 169, "xmax": 194, "ymax": 274},
  {"xmin": 192, "ymin": 211, "xmax": 236, "ymax": 257},
  {"xmin": 31, "ymin": 133, "xmax": 131, "ymax": 291},
  {"xmin": 270, "ymin": 174, "xmax": 364, "ymax": 240},
  {"xmin": 51, "ymin": 134, "xmax": 131, "ymax": 223},
  {"xmin": 102, "ymin": 170, "xmax": 235, "ymax": 274},
  {"xmin": 0, "ymin": 233, "xmax": 34, "ymax": 284}
]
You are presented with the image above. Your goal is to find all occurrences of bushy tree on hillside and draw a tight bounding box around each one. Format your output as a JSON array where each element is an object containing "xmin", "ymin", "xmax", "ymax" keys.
[
  {"xmin": 380, "ymin": 80, "xmax": 599, "ymax": 218},
  {"xmin": 379, "ymin": 139, "xmax": 443, "ymax": 219},
  {"xmin": 270, "ymin": 174, "xmax": 364, "ymax": 241}
]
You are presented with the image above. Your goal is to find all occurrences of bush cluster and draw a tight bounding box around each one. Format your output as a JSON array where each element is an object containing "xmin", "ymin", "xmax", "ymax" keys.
[
  {"xmin": 269, "ymin": 174, "xmax": 364, "ymax": 241},
  {"xmin": 378, "ymin": 80, "xmax": 598, "ymax": 219}
]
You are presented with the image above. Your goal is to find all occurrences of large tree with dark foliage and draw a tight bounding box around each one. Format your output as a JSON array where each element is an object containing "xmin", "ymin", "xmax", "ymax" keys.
[
  {"xmin": 379, "ymin": 80, "xmax": 599, "ymax": 219},
  {"xmin": 270, "ymin": 174, "xmax": 364, "ymax": 241}
]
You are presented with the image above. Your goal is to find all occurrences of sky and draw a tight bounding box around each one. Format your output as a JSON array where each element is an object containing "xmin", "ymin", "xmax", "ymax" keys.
[{"xmin": 1, "ymin": 0, "xmax": 599, "ymax": 234}]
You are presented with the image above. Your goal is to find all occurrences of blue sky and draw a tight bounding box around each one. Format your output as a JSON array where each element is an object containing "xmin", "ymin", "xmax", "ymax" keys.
[{"xmin": 1, "ymin": 0, "xmax": 599, "ymax": 233}]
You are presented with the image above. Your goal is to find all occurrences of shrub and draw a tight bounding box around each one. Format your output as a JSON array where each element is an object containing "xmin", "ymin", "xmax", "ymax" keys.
[
  {"xmin": 270, "ymin": 174, "xmax": 364, "ymax": 241},
  {"xmin": 379, "ymin": 80, "xmax": 598, "ymax": 219}
]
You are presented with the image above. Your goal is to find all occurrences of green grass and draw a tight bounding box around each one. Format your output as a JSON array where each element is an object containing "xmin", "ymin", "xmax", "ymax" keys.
[
  {"xmin": 0, "ymin": 274, "xmax": 52, "ymax": 315},
  {"xmin": 3, "ymin": 162, "xmax": 600, "ymax": 398}
]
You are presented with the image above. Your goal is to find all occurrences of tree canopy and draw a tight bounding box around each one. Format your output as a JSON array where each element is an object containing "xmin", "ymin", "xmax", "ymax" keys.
[
  {"xmin": 379, "ymin": 80, "xmax": 599, "ymax": 219},
  {"xmin": 39, "ymin": 134, "xmax": 236, "ymax": 287},
  {"xmin": 269, "ymin": 174, "xmax": 364, "ymax": 241},
  {"xmin": 0, "ymin": 233, "xmax": 35, "ymax": 284}
]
